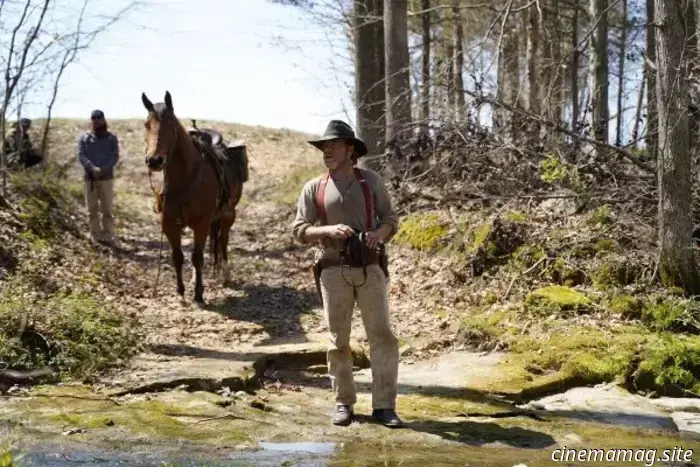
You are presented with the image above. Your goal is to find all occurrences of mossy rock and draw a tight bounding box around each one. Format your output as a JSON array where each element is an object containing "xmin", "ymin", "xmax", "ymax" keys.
[
  {"xmin": 631, "ymin": 333, "xmax": 700, "ymax": 396},
  {"xmin": 610, "ymin": 295, "xmax": 643, "ymax": 319},
  {"xmin": 524, "ymin": 285, "xmax": 592, "ymax": 315},
  {"xmin": 468, "ymin": 217, "xmax": 524, "ymax": 276},
  {"xmin": 592, "ymin": 259, "xmax": 638, "ymax": 290},
  {"xmin": 641, "ymin": 297, "xmax": 700, "ymax": 333},
  {"xmin": 551, "ymin": 257, "xmax": 586, "ymax": 287},
  {"xmin": 393, "ymin": 212, "xmax": 449, "ymax": 250}
]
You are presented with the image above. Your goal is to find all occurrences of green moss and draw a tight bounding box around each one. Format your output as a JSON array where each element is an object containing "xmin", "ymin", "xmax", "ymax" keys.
[
  {"xmin": 594, "ymin": 238, "xmax": 616, "ymax": 253},
  {"xmin": 471, "ymin": 221, "xmax": 492, "ymax": 253},
  {"xmin": 640, "ymin": 297, "xmax": 700, "ymax": 332},
  {"xmin": 393, "ymin": 213, "xmax": 449, "ymax": 250},
  {"xmin": 11, "ymin": 170, "xmax": 80, "ymax": 241},
  {"xmin": 0, "ymin": 282, "xmax": 139, "ymax": 379},
  {"xmin": 510, "ymin": 244, "xmax": 546, "ymax": 272},
  {"xmin": 524, "ymin": 285, "xmax": 592, "ymax": 315},
  {"xmin": 586, "ymin": 204, "xmax": 614, "ymax": 227},
  {"xmin": 551, "ymin": 257, "xmax": 586, "ymax": 286},
  {"xmin": 634, "ymin": 333, "xmax": 700, "ymax": 396},
  {"xmin": 539, "ymin": 153, "xmax": 584, "ymax": 192},
  {"xmin": 505, "ymin": 210, "xmax": 527, "ymax": 223},
  {"xmin": 610, "ymin": 295, "xmax": 643, "ymax": 319},
  {"xmin": 592, "ymin": 260, "xmax": 636, "ymax": 290},
  {"xmin": 459, "ymin": 309, "xmax": 520, "ymax": 347}
]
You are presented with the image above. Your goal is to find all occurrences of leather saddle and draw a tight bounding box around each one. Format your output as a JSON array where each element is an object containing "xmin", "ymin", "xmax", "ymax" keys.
[{"xmin": 188, "ymin": 128, "xmax": 224, "ymax": 148}]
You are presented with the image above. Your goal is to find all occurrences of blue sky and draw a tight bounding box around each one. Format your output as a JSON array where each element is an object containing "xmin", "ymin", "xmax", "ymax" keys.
[{"xmin": 22, "ymin": 0, "xmax": 355, "ymax": 134}]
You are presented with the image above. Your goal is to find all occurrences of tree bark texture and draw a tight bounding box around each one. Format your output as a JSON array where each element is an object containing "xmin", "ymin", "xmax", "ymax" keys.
[
  {"xmin": 587, "ymin": 0, "xmax": 609, "ymax": 148},
  {"xmin": 655, "ymin": 0, "xmax": 700, "ymax": 293},
  {"xmin": 354, "ymin": 0, "xmax": 386, "ymax": 170},
  {"xmin": 384, "ymin": 0, "xmax": 412, "ymax": 147}
]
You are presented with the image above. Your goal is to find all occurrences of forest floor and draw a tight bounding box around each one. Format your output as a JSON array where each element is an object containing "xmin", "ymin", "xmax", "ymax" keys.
[{"xmin": 1, "ymin": 118, "xmax": 700, "ymax": 466}]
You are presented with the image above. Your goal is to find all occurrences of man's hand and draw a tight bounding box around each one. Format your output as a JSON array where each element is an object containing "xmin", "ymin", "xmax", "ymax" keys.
[
  {"xmin": 92, "ymin": 167, "xmax": 101, "ymax": 177},
  {"xmin": 325, "ymin": 224, "xmax": 354, "ymax": 239},
  {"xmin": 363, "ymin": 230, "xmax": 383, "ymax": 249}
]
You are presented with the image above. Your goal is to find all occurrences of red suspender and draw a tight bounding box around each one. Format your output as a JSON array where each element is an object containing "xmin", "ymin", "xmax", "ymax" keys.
[
  {"xmin": 354, "ymin": 168, "xmax": 373, "ymax": 230},
  {"xmin": 315, "ymin": 168, "xmax": 373, "ymax": 229},
  {"xmin": 316, "ymin": 172, "xmax": 330, "ymax": 225}
]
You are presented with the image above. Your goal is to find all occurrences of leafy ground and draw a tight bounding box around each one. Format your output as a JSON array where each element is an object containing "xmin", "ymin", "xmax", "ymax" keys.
[{"xmin": 1, "ymin": 117, "xmax": 700, "ymax": 464}]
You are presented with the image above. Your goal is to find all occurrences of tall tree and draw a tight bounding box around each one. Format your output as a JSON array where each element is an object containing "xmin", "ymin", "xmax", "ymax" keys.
[
  {"xmin": 525, "ymin": 1, "xmax": 541, "ymax": 141},
  {"xmin": 354, "ymin": 0, "xmax": 386, "ymax": 170},
  {"xmin": 615, "ymin": 0, "xmax": 627, "ymax": 146},
  {"xmin": 420, "ymin": 0, "xmax": 431, "ymax": 129},
  {"xmin": 452, "ymin": 0, "xmax": 465, "ymax": 120},
  {"xmin": 384, "ymin": 0, "xmax": 412, "ymax": 155},
  {"xmin": 587, "ymin": 0, "xmax": 610, "ymax": 151},
  {"xmin": 645, "ymin": 0, "xmax": 658, "ymax": 159},
  {"xmin": 655, "ymin": 0, "xmax": 700, "ymax": 293},
  {"xmin": 495, "ymin": 1, "xmax": 521, "ymax": 139}
]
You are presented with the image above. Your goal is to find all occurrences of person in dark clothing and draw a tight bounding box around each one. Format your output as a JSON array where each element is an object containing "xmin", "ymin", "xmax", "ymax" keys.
[
  {"xmin": 77, "ymin": 109, "xmax": 119, "ymax": 245},
  {"xmin": 4, "ymin": 118, "xmax": 43, "ymax": 169}
]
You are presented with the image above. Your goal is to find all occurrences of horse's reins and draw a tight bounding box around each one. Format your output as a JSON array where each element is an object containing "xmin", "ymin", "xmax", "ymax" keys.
[{"xmin": 148, "ymin": 169, "xmax": 165, "ymax": 298}]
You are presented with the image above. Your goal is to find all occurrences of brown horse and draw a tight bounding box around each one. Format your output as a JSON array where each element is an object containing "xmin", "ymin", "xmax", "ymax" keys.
[{"xmin": 141, "ymin": 90, "xmax": 246, "ymax": 306}]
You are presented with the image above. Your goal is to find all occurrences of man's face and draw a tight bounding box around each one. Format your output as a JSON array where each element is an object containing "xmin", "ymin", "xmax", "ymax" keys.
[
  {"xmin": 92, "ymin": 117, "xmax": 106, "ymax": 131},
  {"xmin": 321, "ymin": 139, "xmax": 352, "ymax": 171},
  {"xmin": 20, "ymin": 123, "xmax": 30, "ymax": 132}
]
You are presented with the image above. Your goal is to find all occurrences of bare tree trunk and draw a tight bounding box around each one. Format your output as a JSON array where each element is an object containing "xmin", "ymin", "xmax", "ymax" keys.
[
  {"xmin": 646, "ymin": 0, "xmax": 658, "ymax": 160},
  {"xmin": 355, "ymin": 0, "xmax": 386, "ymax": 170},
  {"xmin": 526, "ymin": 1, "xmax": 541, "ymax": 141},
  {"xmin": 384, "ymin": 0, "xmax": 412, "ymax": 166},
  {"xmin": 572, "ymin": 0, "xmax": 581, "ymax": 151},
  {"xmin": 420, "ymin": 0, "xmax": 431, "ymax": 130},
  {"xmin": 655, "ymin": 0, "xmax": 700, "ymax": 293},
  {"xmin": 632, "ymin": 68, "xmax": 646, "ymax": 147},
  {"xmin": 551, "ymin": 0, "xmax": 564, "ymax": 126},
  {"xmin": 587, "ymin": 0, "xmax": 610, "ymax": 152},
  {"xmin": 446, "ymin": 33, "xmax": 455, "ymax": 120},
  {"xmin": 616, "ymin": 0, "xmax": 627, "ymax": 146},
  {"xmin": 495, "ymin": 1, "xmax": 520, "ymax": 139},
  {"xmin": 452, "ymin": 0, "xmax": 465, "ymax": 121}
]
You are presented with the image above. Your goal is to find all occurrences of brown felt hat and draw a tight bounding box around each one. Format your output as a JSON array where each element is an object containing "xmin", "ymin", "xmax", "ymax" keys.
[{"xmin": 308, "ymin": 120, "xmax": 367, "ymax": 157}]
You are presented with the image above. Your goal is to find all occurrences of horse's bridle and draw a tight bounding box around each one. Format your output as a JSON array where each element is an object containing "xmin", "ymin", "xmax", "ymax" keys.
[{"xmin": 145, "ymin": 117, "xmax": 179, "ymax": 172}]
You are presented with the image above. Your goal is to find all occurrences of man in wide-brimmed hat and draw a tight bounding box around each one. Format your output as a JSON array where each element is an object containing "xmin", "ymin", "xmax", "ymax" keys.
[{"xmin": 291, "ymin": 119, "xmax": 403, "ymax": 428}]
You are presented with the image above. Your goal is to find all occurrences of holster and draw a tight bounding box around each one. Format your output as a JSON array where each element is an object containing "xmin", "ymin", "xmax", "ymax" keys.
[{"xmin": 312, "ymin": 233, "xmax": 390, "ymax": 301}]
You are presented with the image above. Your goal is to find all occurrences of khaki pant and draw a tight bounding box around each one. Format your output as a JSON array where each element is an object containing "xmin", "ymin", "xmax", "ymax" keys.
[
  {"xmin": 84, "ymin": 178, "xmax": 114, "ymax": 241},
  {"xmin": 320, "ymin": 263, "xmax": 399, "ymax": 409}
]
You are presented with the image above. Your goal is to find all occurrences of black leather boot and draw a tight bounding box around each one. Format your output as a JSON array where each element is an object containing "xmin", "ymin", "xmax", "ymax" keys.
[
  {"xmin": 332, "ymin": 404, "xmax": 353, "ymax": 426},
  {"xmin": 372, "ymin": 408, "xmax": 404, "ymax": 428}
]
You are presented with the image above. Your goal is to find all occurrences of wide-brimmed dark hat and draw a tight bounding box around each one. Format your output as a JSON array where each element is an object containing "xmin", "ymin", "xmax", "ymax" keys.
[{"xmin": 308, "ymin": 120, "xmax": 367, "ymax": 157}]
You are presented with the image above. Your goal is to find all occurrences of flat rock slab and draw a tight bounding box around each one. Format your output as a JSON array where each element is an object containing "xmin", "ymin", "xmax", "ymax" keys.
[
  {"xmin": 672, "ymin": 412, "xmax": 700, "ymax": 440},
  {"xmin": 104, "ymin": 341, "xmax": 368, "ymax": 396},
  {"xmin": 519, "ymin": 383, "xmax": 679, "ymax": 431},
  {"xmin": 354, "ymin": 351, "xmax": 505, "ymax": 394}
]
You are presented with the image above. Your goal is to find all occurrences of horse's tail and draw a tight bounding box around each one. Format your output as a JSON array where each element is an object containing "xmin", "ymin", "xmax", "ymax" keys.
[{"xmin": 209, "ymin": 219, "xmax": 221, "ymax": 266}]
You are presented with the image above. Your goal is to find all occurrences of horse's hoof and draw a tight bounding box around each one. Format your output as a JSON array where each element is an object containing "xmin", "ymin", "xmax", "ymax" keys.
[{"xmin": 193, "ymin": 300, "xmax": 206, "ymax": 309}]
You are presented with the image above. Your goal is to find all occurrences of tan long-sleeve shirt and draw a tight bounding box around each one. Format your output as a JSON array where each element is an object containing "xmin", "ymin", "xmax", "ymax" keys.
[{"xmin": 291, "ymin": 167, "xmax": 399, "ymax": 260}]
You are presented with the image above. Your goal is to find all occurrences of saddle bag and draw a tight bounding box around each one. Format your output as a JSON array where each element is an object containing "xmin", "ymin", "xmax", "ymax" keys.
[{"xmin": 225, "ymin": 143, "xmax": 249, "ymax": 183}]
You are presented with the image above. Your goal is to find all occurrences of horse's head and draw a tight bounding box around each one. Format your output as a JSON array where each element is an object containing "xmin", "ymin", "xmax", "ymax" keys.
[{"xmin": 141, "ymin": 90, "xmax": 179, "ymax": 172}]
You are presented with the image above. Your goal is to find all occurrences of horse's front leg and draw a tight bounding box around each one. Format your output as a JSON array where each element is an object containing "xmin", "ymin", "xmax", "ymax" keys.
[
  {"xmin": 192, "ymin": 221, "xmax": 209, "ymax": 306},
  {"xmin": 219, "ymin": 211, "xmax": 237, "ymax": 284},
  {"xmin": 163, "ymin": 219, "xmax": 185, "ymax": 297}
]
